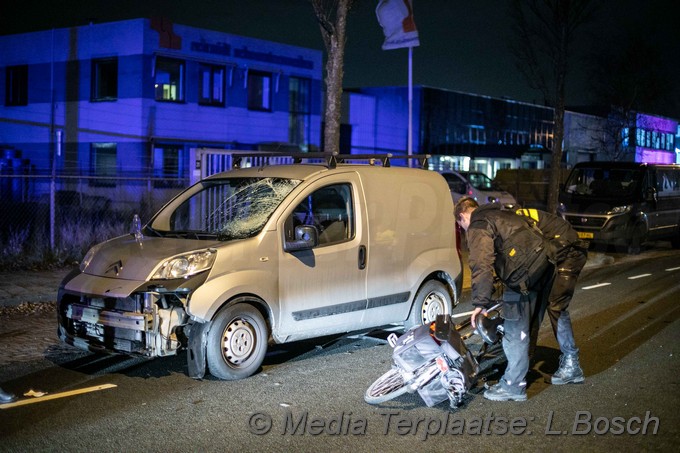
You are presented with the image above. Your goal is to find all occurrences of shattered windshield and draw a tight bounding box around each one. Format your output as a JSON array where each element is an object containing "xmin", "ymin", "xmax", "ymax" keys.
[
  {"xmin": 564, "ymin": 167, "xmax": 641, "ymax": 197},
  {"xmin": 151, "ymin": 177, "xmax": 301, "ymax": 240}
]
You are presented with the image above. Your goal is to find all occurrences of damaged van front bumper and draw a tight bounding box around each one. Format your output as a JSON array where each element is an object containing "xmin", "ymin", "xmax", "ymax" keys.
[{"xmin": 57, "ymin": 269, "xmax": 207, "ymax": 358}]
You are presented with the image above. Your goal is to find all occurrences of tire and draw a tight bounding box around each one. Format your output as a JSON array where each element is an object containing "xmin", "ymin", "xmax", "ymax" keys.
[
  {"xmin": 626, "ymin": 224, "xmax": 645, "ymax": 255},
  {"xmin": 206, "ymin": 303, "xmax": 268, "ymax": 380},
  {"xmin": 671, "ymin": 227, "xmax": 680, "ymax": 249},
  {"xmin": 364, "ymin": 368, "xmax": 409, "ymax": 404},
  {"xmin": 406, "ymin": 280, "xmax": 452, "ymax": 329}
]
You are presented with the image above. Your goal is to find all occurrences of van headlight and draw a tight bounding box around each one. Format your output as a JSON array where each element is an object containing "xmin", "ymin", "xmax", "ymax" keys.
[
  {"xmin": 151, "ymin": 249, "xmax": 217, "ymax": 280},
  {"xmin": 606, "ymin": 205, "xmax": 632, "ymax": 215},
  {"xmin": 79, "ymin": 244, "xmax": 102, "ymax": 272}
]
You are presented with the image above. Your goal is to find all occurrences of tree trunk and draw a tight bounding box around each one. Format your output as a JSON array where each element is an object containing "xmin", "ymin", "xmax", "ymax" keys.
[
  {"xmin": 312, "ymin": 0, "xmax": 351, "ymax": 154},
  {"xmin": 548, "ymin": 9, "xmax": 568, "ymax": 214}
]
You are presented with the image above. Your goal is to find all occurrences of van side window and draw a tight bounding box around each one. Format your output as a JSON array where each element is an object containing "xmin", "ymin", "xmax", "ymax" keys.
[
  {"xmin": 286, "ymin": 184, "xmax": 354, "ymax": 246},
  {"xmin": 657, "ymin": 169, "xmax": 680, "ymax": 197}
]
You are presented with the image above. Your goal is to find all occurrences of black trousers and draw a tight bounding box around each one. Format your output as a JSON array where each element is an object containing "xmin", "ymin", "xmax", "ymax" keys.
[{"xmin": 530, "ymin": 245, "xmax": 588, "ymax": 356}]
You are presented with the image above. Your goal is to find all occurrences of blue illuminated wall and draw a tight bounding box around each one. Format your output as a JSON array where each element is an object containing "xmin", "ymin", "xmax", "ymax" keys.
[
  {"xmin": 634, "ymin": 114, "xmax": 677, "ymax": 164},
  {"xmin": 0, "ymin": 18, "xmax": 322, "ymax": 206}
]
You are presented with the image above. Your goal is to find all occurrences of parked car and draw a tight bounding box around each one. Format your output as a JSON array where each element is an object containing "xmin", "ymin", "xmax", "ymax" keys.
[
  {"xmin": 559, "ymin": 161, "xmax": 680, "ymax": 254},
  {"xmin": 57, "ymin": 153, "xmax": 463, "ymax": 380},
  {"xmin": 438, "ymin": 170, "xmax": 517, "ymax": 207}
]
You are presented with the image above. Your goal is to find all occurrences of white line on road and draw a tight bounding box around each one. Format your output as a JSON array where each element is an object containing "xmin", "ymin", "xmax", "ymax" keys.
[
  {"xmin": 666, "ymin": 266, "xmax": 680, "ymax": 271},
  {"xmin": 628, "ymin": 273, "xmax": 652, "ymax": 280},
  {"xmin": 582, "ymin": 282, "xmax": 612, "ymax": 290},
  {"xmin": 0, "ymin": 384, "xmax": 117, "ymax": 410}
]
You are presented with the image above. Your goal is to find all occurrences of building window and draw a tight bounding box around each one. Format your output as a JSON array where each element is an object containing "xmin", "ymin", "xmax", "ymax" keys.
[
  {"xmin": 91, "ymin": 58, "xmax": 118, "ymax": 101},
  {"xmin": 153, "ymin": 144, "xmax": 185, "ymax": 188},
  {"xmin": 155, "ymin": 57, "xmax": 185, "ymax": 102},
  {"xmin": 90, "ymin": 143, "xmax": 117, "ymax": 187},
  {"xmin": 636, "ymin": 128, "xmax": 644, "ymax": 147},
  {"xmin": 199, "ymin": 63, "xmax": 226, "ymax": 106},
  {"xmin": 621, "ymin": 127, "xmax": 629, "ymax": 147},
  {"xmin": 289, "ymin": 77, "xmax": 310, "ymax": 147},
  {"xmin": 247, "ymin": 70, "xmax": 271, "ymax": 111},
  {"xmin": 5, "ymin": 65, "xmax": 28, "ymax": 106}
]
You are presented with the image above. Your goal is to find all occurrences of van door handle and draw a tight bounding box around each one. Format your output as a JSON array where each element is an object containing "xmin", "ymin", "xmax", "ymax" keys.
[{"xmin": 358, "ymin": 245, "xmax": 367, "ymax": 270}]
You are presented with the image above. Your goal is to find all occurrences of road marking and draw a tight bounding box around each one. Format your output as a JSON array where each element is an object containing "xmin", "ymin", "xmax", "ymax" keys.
[
  {"xmin": 666, "ymin": 266, "xmax": 680, "ymax": 271},
  {"xmin": 628, "ymin": 273, "xmax": 652, "ymax": 280},
  {"xmin": 582, "ymin": 282, "xmax": 611, "ymax": 290},
  {"xmin": 0, "ymin": 384, "xmax": 117, "ymax": 410}
]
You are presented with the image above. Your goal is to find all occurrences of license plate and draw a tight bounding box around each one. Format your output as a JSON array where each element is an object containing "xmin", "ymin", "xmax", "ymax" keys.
[{"xmin": 577, "ymin": 231, "xmax": 594, "ymax": 239}]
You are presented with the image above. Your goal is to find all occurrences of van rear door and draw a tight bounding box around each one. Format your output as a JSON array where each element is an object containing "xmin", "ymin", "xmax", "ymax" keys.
[{"xmin": 358, "ymin": 170, "xmax": 445, "ymax": 326}]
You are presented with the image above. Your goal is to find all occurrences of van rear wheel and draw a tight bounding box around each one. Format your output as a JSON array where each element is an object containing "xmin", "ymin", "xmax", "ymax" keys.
[
  {"xmin": 206, "ymin": 303, "xmax": 268, "ymax": 380},
  {"xmin": 406, "ymin": 280, "xmax": 452, "ymax": 329}
]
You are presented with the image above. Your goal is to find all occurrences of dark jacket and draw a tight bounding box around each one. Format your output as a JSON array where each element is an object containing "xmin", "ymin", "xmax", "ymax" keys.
[{"xmin": 467, "ymin": 203, "xmax": 578, "ymax": 308}]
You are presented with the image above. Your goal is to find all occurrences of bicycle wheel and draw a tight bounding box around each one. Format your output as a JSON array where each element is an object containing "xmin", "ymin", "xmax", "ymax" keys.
[{"xmin": 364, "ymin": 368, "xmax": 409, "ymax": 404}]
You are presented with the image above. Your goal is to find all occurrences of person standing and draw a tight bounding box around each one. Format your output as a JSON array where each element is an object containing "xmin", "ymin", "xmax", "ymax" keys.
[{"xmin": 516, "ymin": 207, "xmax": 588, "ymax": 385}]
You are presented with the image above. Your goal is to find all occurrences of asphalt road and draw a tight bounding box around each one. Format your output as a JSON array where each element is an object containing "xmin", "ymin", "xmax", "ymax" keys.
[{"xmin": 0, "ymin": 245, "xmax": 679, "ymax": 452}]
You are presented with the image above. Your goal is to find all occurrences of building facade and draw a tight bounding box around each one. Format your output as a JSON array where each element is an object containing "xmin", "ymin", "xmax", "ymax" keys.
[
  {"xmin": 1, "ymin": 18, "xmax": 323, "ymax": 207},
  {"xmin": 346, "ymin": 86, "xmax": 556, "ymax": 178},
  {"xmin": 564, "ymin": 107, "xmax": 679, "ymax": 166},
  {"xmin": 345, "ymin": 86, "xmax": 678, "ymax": 178},
  {"xmin": 2, "ymin": 18, "xmax": 677, "ymax": 206}
]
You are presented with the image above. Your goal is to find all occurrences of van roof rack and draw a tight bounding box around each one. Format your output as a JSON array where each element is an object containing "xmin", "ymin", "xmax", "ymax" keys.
[{"xmin": 232, "ymin": 151, "xmax": 430, "ymax": 170}]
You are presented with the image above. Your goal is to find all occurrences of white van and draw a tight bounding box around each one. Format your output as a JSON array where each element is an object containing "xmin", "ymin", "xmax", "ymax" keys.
[
  {"xmin": 57, "ymin": 153, "xmax": 463, "ymax": 380},
  {"xmin": 438, "ymin": 170, "xmax": 517, "ymax": 207}
]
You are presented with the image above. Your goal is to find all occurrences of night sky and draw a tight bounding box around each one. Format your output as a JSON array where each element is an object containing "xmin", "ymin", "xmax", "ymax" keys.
[{"xmin": 2, "ymin": 0, "xmax": 678, "ymax": 117}]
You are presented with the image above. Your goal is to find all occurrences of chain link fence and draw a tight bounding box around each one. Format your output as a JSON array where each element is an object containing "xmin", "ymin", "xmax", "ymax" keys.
[{"xmin": 0, "ymin": 173, "xmax": 187, "ymax": 270}]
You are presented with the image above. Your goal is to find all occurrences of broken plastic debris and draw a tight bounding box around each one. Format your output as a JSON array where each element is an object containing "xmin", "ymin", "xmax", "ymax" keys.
[{"xmin": 24, "ymin": 389, "xmax": 47, "ymax": 398}]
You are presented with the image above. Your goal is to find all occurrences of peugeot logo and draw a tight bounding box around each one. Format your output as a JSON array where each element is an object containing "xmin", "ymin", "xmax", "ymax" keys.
[
  {"xmin": 581, "ymin": 218, "xmax": 589, "ymax": 224},
  {"xmin": 105, "ymin": 260, "xmax": 123, "ymax": 276}
]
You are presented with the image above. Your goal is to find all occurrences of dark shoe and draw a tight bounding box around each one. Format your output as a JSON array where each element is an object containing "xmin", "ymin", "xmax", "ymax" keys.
[
  {"xmin": 0, "ymin": 388, "xmax": 16, "ymax": 404},
  {"xmin": 483, "ymin": 382, "xmax": 527, "ymax": 402},
  {"xmin": 548, "ymin": 354, "xmax": 584, "ymax": 385}
]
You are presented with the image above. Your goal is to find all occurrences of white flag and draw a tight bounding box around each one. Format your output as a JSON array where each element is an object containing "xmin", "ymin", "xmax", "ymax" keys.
[{"xmin": 376, "ymin": 0, "xmax": 420, "ymax": 50}]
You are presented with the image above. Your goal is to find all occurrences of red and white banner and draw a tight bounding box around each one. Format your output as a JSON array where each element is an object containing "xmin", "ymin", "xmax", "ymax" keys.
[{"xmin": 376, "ymin": 0, "xmax": 420, "ymax": 50}]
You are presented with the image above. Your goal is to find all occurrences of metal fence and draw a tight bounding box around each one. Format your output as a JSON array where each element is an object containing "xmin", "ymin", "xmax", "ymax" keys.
[
  {"xmin": 0, "ymin": 174, "xmax": 187, "ymax": 269},
  {"xmin": 0, "ymin": 148, "xmax": 319, "ymax": 268}
]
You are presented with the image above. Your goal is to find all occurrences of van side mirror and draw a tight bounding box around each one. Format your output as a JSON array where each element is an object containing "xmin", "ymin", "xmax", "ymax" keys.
[{"xmin": 284, "ymin": 225, "xmax": 319, "ymax": 252}]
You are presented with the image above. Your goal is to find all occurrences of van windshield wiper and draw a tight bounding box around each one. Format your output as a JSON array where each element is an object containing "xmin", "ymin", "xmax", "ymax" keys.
[{"xmin": 160, "ymin": 231, "xmax": 217, "ymax": 240}]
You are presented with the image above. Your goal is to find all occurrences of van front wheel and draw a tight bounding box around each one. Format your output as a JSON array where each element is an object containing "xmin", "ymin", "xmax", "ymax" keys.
[
  {"xmin": 671, "ymin": 228, "xmax": 680, "ymax": 249},
  {"xmin": 406, "ymin": 280, "xmax": 452, "ymax": 329},
  {"xmin": 206, "ymin": 304, "xmax": 268, "ymax": 380},
  {"xmin": 626, "ymin": 224, "xmax": 645, "ymax": 255}
]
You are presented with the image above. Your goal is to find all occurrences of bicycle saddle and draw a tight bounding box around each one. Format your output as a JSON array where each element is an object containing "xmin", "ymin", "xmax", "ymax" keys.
[{"xmin": 476, "ymin": 312, "xmax": 503, "ymax": 345}]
